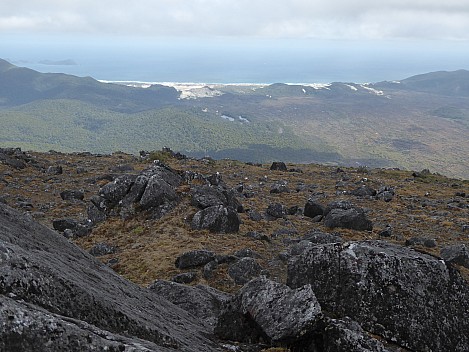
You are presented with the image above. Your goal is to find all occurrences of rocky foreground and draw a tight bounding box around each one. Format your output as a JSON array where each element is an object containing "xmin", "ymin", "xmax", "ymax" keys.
[{"xmin": 1, "ymin": 147, "xmax": 468, "ymax": 351}]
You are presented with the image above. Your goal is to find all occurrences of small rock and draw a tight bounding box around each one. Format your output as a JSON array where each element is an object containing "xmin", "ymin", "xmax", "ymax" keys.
[
  {"xmin": 175, "ymin": 250, "xmax": 216, "ymax": 269},
  {"xmin": 89, "ymin": 242, "xmax": 117, "ymax": 257},
  {"xmin": 441, "ymin": 244, "xmax": 469, "ymax": 269},
  {"xmin": 172, "ymin": 272, "xmax": 198, "ymax": 284},
  {"xmin": 228, "ymin": 257, "xmax": 262, "ymax": 285},
  {"xmin": 52, "ymin": 218, "xmax": 78, "ymax": 232},
  {"xmin": 270, "ymin": 162, "xmax": 288, "ymax": 171},
  {"xmin": 405, "ymin": 237, "xmax": 437, "ymax": 248},
  {"xmin": 304, "ymin": 198, "xmax": 325, "ymax": 219},
  {"xmin": 248, "ymin": 210, "xmax": 262, "ymax": 222},
  {"xmin": 324, "ymin": 207, "xmax": 373, "ymax": 231},
  {"xmin": 350, "ymin": 185, "xmax": 377, "ymax": 197},
  {"xmin": 378, "ymin": 225, "xmax": 393, "ymax": 237},
  {"xmin": 234, "ymin": 248, "xmax": 261, "ymax": 259},
  {"xmin": 270, "ymin": 181, "xmax": 290, "ymax": 194},
  {"xmin": 47, "ymin": 165, "xmax": 63, "ymax": 175},
  {"xmin": 60, "ymin": 190, "xmax": 85, "ymax": 201},
  {"xmin": 266, "ymin": 203, "xmax": 287, "ymax": 219}
]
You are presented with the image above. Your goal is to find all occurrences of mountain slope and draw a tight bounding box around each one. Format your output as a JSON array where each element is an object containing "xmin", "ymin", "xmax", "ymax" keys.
[{"xmin": 0, "ymin": 59, "xmax": 468, "ymax": 178}]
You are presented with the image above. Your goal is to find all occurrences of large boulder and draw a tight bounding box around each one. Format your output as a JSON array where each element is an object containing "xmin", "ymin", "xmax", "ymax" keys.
[
  {"xmin": 191, "ymin": 205, "xmax": 240, "ymax": 233},
  {"xmin": 324, "ymin": 207, "xmax": 373, "ymax": 231},
  {"xmin": 0, "ymin": 203, "xmax": 221, "ymax": 352},
  {"xmin": 228, "ymin": 257, "xmax": 263, "ymax": 285},
  {"xmin": 148, "ymin": 280, "xmax": 231, "ymax": 332},
  {"xmin": 191, "ymin": 185, "xmax": 242, "ymax": 212},
  {"xmin": 441, "ymin": 244, "xmax": 469, "ymax": 268},
  {"xmin": 216, "ymin": 277, "xmax": 322, "ymax": 345},
  {"xmin": 303, "ymin": 198, "xmax": 325, "ymax": 219},
  {"xmin": 287, "ymin": 240, "xmax": 469, "ymax": 351}
]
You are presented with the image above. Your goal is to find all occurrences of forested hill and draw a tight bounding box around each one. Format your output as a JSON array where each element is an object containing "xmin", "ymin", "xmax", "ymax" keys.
[{"xmin": 0, "ymin": 59, "xmax": 468, "ymax": 178}]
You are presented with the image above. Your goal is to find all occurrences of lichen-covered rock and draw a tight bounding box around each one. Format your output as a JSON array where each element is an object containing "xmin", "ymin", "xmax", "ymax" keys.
[
  {"xmin": 228, "ymin": 257, "xmax": 262, "ymax": 285},
  {"xmin": 441, "ymin": 244, "xmax": 469, "ymax": 268},
  {"xmin": 0, "ymin": 203, "xmax": 222, "ymax": 352},
  {"xmin": 287, "ymin": 240, "xmax": 469, "ymax": 351},
  {"xmin": 191, "ymin": 205, "xmax": 240, "ymax": 233},
  {"xmin": 175, "ymin": 249, "xmax": 216, "ymax": 269},
  {"xmin": 148, "ymin": 280, "xmax": 231, "ymax": 332},
  {"xmin": 324, "ymin": 207, "xmax": 372, "ymax": 231},
  {"xmin": 303, "ymin": 198, "xmax": 325, "ymax": 219},
  {"xmin": 216, "ymin": 277, "xmax": 322, "ymax": 345}
]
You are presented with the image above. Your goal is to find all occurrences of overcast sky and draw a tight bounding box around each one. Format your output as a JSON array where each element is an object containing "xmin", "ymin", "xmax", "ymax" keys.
[{"xmin": 1, "ymin": 0, "xmax": 468, "ymax": 40}]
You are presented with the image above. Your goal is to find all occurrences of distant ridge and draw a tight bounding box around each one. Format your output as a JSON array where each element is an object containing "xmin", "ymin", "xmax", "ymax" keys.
[{"xmin": 0, "ymin": 58, "xmax": 467, "ymax": 178}]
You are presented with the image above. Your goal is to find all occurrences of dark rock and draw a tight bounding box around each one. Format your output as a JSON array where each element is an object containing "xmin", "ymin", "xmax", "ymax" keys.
[
  {"xmin": 52, "ymin": 218, "xmax": 79, "ymax": 232},
  {"xmin": 287, "ymin": 205, "xmax": 300, "ymax": 215},
  {"xmin": 139, "ymin": 174, "xmax": 179, "ymax": 214},
  {"xmin": 60, "ymin": 189, "xmax": 85, "ymax": 201},
  {"xmin": 216, "ymin": 277, "xmax": 322, "ymax": 345},
  {"xmin": 302, "ymin": 231, "xmax": 342, "ymax": 245},
  {"xmin": 89, "ymin": 242, "xmax": 117, "ymax": 257},
  {"xmin": 272, "ymin": 228, "xmax": 298, "ymax": 238},
  {"xmin": 463, "ymin": 225, "xmax": 469, "ymax": 232},
  {"xmin": 266, "ymin": 203, "xmax": 287, "ymax": 219},
  {"xmin": 207, "ymin": 172, "xmax": 223, "ymax": 186},
  {"xmin": 324, "ymin": 207, "xmax": 373, "ymax": 231},
  {"xmin": 376, "ymin": 186, "xmax": 395, "ymax": 202},
  {"xmin": 304, "ymin": 198, "xmax": 325, "ymax": 218},
  {"xmin": 405, "ymin": 236, "xmax": 437, "ymax": 248},
  {"xmin": 441, "ymin": 244, "xmax": 469, "ymax": 269},
  {"xmin": 270, "ymin": 180, "xmax": 290, "ymax": 194},
  {"xmin": 228, "ymin": 257, "xmax": 262, "ymax": 285},
  {"xmin": 323, "ymin": 200, "xmax": 354, "ymax": 216},
  {"xmin": 148, "ymin": 280, "xmax": 231, "ymax": 332},
  {"xmin": 191, "ymin": 185, "xmax": 242, "ymax": 212},
  {"xmin": 203, "ymin": 260, "xmax": 218, "ymax": 279},
  {"xmin": 378, "ymin": 225, "xmax": 393, "ymax": 237},
  {"xmin": 87, "ymin": 203, "xmax": 107, "ymax": 225},
  {"xmin": 234, "ymin": 248, "xmax": 261, "ymax": 259},
  {"xmin": 0, "ymin": 203, "xmax": 222, "ymax": 352},
  {"xmin": 191, "ymin": 205, "xmax": 240, "ymax": 233},
  {"xmin": 350, "ymin": 185, "xmax": 377, "ymax": 197},
  {"xmin": 76, "ymin": 166, "xmax": 87, "ymax": 174},
  {"xmin": 288, "ymin": 240, "xmax": 469, "ymax": 352},
  {"xmin": 245, "ymin": 231, "xmax": 270, "ymax": 242},
  {"xmin": 175, "ymin": 249, "xmax": 216, "ymax": 269},
  {"xmin": 172, "ymin": 272, "xmax": 198, "ymax": 284},
  {"xmin": 308, "ymin": 317, "xmax": 390, "ymax": 352},
  {"xmin": 455, "ymin": 192, "xmax": 466, "ymax": 197},
  {"xmin": 109, "ymin": 164, "xmax": 135, "ymax": 172},
  {"xmin": 47, "ymin": 165, "xmax": 63, "ymax": 175},
  {"xmin": 99, "ymin": 174, "xmax": 136, "ymax": 206},
  {"xmin": 270, "ymin": 162, "xmax": 288, "ymax": 171},
  {"xmin": 248, "ymin": 210, "xmax": 263, "ymax": 221}
]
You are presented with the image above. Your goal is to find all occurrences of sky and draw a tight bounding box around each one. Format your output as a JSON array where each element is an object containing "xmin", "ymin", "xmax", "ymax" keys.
[{"xmin": 1, "ymin": 1, "xmax": 469, "ymax": 82}]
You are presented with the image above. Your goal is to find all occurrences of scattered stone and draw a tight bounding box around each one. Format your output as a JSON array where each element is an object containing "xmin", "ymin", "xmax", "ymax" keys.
[
  {"xmin": 266, "ymin": 203, "xmax": 287, "ymax": 219},
  {"xmin": 324, "ymin": 207, "xmax": 373, "ymax": 231},
  {"xmin": 47, "ymin": 165, "xmax": 63, "ymax": 175},
  {"xmin": 441, "ymin": 244, "xmax": 469, "ymax": 269},
  {"xmin": 172, "ymin": 272, "xmax": 198, "ymax": 284},
  {"xmin": 376, "ymin": 186, "xmax": 395, "ymax": 202},
  {"xmin": 270, "ymin": 180, "xmax": 290, "ymax": 194},
  {"xmin": 52, "ymin": 218, "xmax": 79, "ymax": 232},
  {"xmin": 175, "ymin": 250, "xmax": 216, "ymax": 269},
  {"xmin": 109, "ymin": 164, "xmax": 135, "ymax": 172},
  {"xmin": 245, "ymin": 231, "xmax": 270, "ymax": 242},
  {"xmin": 270, "ymin": 162, "xmax": 288, "ymax": 171},
  {"xmin": 228, "ymin": 257, "xmax": 262, "ymax": 285},
  {"xmin": 302, "ymin": 231, "xmax": 342, "ymax": 245},
  {"xmin": 350, "ymin": 185, "xmax": 376, "ymax": 197},
  {"xmin": 405, "ymin": 236, "xmax": 437, "ymax": 248},
  {"xmin": 248, "ymin": 210, "xmax": 263, "ymax": 221},
  {"xmin": 60, "ymin": 189, "xmax": 85, "ymax": 201},
  {"xmin": 191, "ymin": 205, "xmax": 240, "ymax": 233},
  {"xmin": 303, "ymin": 198, "xmax": 325, "ymax": 219},
  {"xmin": 378, "ymin": 225, "xmax": 393, "ymax": 237},
  {"xmin": 234, "ymin": 248, "xmax": 261, "ymax": 259},
  {"xmin": 89, "ymin": 242, "xmax": 117, "ymax": 257}
]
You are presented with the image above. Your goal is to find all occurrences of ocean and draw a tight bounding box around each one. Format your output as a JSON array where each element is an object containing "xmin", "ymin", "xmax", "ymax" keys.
[{"xmin": 2, "ymin": 36, "xmax": 469, "ymax": 84}]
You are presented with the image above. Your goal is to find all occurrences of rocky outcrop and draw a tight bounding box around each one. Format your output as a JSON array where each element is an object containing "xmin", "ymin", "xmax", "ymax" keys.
[
  {"xmin": 0, "ymin": 203, "xmax": 221, "ymax": 352},
  {"xmin": 88, "ymin": 162, "xmax": 183, "ymax": 221},
  {"xmin": 287, "ymin": 240, "xmax": 469, "ymax": 351}
]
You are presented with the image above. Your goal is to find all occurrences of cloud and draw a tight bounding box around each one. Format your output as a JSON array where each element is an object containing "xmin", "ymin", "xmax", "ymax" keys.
[{"xmin": 0, "ymin": 0, "xmax": 468, "ymax": 40}]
